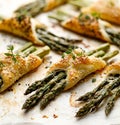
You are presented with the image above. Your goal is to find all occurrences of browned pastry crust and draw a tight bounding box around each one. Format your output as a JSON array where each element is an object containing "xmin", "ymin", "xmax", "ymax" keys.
[
  {"xmin": 0, "ymin": 16, "xmax": 45, "ymax": 45},
  {"xmin": 44, "ymin": 0, "xmax": 68, "ymax": 12},
  {"xmin": 104, "ymin": 61, "xmax": 120, "ymax": 76},
  {"xmin": 61, "ymin": 15, "xmax": 112, "ymax": 43},
  {"xmin": 82, "ymin": 0, "xmax": 120, "ymax": 25},
  {"xmin": 0, "ymin": 54, "xmax": 42, "ymax": 92},
  {"xmin": 48, "ymin": 49, "xmax": 106, "ymax": 90}
]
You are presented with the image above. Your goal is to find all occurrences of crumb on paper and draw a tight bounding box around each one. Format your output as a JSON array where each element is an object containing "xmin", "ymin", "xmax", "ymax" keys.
[
  {"xmin": 69, "ymin": 91, "xmax": 84, "ymax": 108},
  {"xmin": 42, "ymin": 115, "xmax": 49, "ymax": 118},
  {"xmin": 53, "ymin": 114, "xmax": 58, "ymax": 118},
  {"xmin": 31, "ymin": 117, "xmax": 35, "ymax": 120}
]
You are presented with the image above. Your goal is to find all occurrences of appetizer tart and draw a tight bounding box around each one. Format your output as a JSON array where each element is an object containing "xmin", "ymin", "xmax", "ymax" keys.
[
  {"xmin": 0, "ymin": 42, "xmax": 50, "ymax": 93},
  {"xmin": 22, "ymin": 43, "xmax": 118, "ymax": 110},
  {"xmin": 76, "ymin": 61, "xmax": 120, "ymax": 118},
  {"xmin": 0, "ymin": 16, "xmax": 78, "ymax": 53},
  {"xmin": 15, "ymin": 0, "xmax": 68, "ymax": 17},
  {"xmin": 82, "ymin": 0, "xmax": 120, "ymax": 25},
  {"xmin": 50, "ymin": 11, "xmax": 120, "ymax": 46}
]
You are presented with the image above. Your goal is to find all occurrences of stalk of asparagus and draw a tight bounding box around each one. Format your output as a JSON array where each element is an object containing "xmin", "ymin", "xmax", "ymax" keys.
[
  {"xmin": 36, "ymin": 28, "xmax": 79, "ymax": 53},
  {"xmin": 15, "ymin": 0, "xmax": 45, "ymax": 17},
  {"xmin": 22, "ymin": 70, "xmax": 66, "ymax": 110},
  {"xmin": 17, "ymin": 42, "xmax": 50, "ymax": 58},
  {"xmin": 106, "ymin": 28, "xmax": 120, "ymax": 46},
  {"xmin": 69, "ymin": 0, "xmax": 95, "ymax": 7},
  {"xmin": 76, "ymin": 76, "xmax": 120, "ymax": 118},
  {"xmin": 22, "ymin": 44, "xmax": 118, "ymax": 110},
  {"xmin": 105, "ymin": 86, "xmax": 120, "ymax": 116}
]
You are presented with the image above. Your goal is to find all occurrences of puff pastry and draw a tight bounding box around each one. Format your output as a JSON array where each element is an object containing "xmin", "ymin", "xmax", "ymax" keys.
[
  {"xmin": 43, "ymin": 0, "xmax": 68, "ymax": 12},
  {"xmin": 61, "ymin": 13, "xmax": 120, "ymax": 46},
  {"xmin": 15, "ymin": 0, "xmax": 68, "ymax": 17},
  {"xmin": 0, "ymin": 16, "xmax": 45, "ymax": 45},
  {"xmin": 0, "ymin": 16, "xmax": 77, "ymax": 53},
  {"xmin": 48, "ymin": 48, "xmax": 106, "ymax": 90},
  {"xmin": 0, "ymin": 53, "xmax": 42, "ymax": 93},
  {"xmin": 104, "ymin": 61, "xmax": 120, "ymax": 76},
  {"xmin": 82, "ymin": 0, "xmax": 120, "ymax": 25}
]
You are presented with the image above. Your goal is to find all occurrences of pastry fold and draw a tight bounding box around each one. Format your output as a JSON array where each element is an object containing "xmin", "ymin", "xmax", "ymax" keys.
[
  {"xmin": 61, "ymin": 15, "xmax": 113, "ymax": 43},
  {"xmin": 104, "ymin": 61, "xmax": 120, "ymax": 76},
  {"xmin": 0, "ymin": 54, "xmax": 42, "ymax": 92},
  {"xmin": 48, "ymin": 49, "xmax": 106, "ymax": 90},
  {"xmin": 44, "ymin": 0, "xmax": 68, "ymax": 12},
  {"xmin": 0, "ymin": 16, "xmax": 45, "ymax": 45},
  {"xmin": 82, "ymin": 0, "xmax": 120, "ymax": 25}
]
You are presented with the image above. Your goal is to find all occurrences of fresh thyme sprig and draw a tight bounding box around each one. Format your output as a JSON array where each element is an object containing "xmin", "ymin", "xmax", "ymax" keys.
[
  {"xmin": 4, "ymin": 45, "xmax": 19, "ymax": 63},
  {"xmin": 62, "ymin": 48, "xmax": 83, "ymax": 60}
]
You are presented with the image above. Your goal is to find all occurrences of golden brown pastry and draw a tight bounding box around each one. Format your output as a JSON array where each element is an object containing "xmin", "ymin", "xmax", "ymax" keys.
[
  {"xmin": 48, "ymin": 48, "xmax": 106, "ymax": 90},
  {"xmin": 44, "ymin": 0, "xmax": 68, "ymax": 12},
  {"xmin": 104, "ymin": 61, "xmax": 120, "ymax": 75},
  {"xmin": 0, "ymin": 16, "xmax": 45, "ymax": 45},
  {"xmin": 61, "ymin": 13, "xmax": 120, "ymax": 46},
  {"xmin": 0, "ymin": 53, "xmax": 42, "ymax": 92},
  {"xmin": 82, "ymin": 0, "xmax": 120, "ymax": 25}
]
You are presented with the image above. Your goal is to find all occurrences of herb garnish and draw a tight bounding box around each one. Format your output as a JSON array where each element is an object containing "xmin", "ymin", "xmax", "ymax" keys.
[
  {"xmin": 62, "ymin": 48, "xmax": 83, "ymax": 60},
  {"xmin": 4, "ymin": 45, "xmax": 19, "ymax": 63}
]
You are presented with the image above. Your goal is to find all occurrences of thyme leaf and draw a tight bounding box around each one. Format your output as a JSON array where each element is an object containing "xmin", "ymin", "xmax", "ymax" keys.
[
  {"xmin": 4, "ymin": 45, "xmax": 19, "ymax": 63},
  {"xmin": 62, "ymin": 48, "xmax": 83, "ymax": 60}
]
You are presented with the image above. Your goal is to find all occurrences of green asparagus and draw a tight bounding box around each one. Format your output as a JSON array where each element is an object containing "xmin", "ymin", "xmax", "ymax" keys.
[
  {"xmin": 106, "ymin": 29, "xmax": 120, "ymax": 46},
  {"xmin": 22, "ymin": 43, "xmax": 118, "ymax": 111},
  {"xmin": 22, "ymin": 71, "xmax": 66, "ymax": 110},
  {"xmin": 15, "ymin": 0, "xmax": 45, "ymax": 17},
  {"xmin": 105, "ymin": 86, "xmax": 120, "ymax": 116},
  {"xmin": 24, "ymin": 69, "xmax": 64, "ymax": 95},
  {"xmin": 36, "ymin": 28, "xmax": 78, "ymax": 53},
  {"xmin": 76, "ymin": 76, "xmax": 120, "ymax": 118}
]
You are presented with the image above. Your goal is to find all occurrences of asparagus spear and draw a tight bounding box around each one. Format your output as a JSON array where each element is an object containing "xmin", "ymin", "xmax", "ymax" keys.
[
  {"xmin": 76, "ymin": 87, "xmax": 109, "ymax": 118},
  {"xmin": 77, "ymin": 78, "xmax": 110, "ymax": 102},
  {"xmin": 22, "ymin": 43, "xmax": 118, "ymax": 111},
  {"xmin": 106, "ymin": 28, "xmax": 120, "ymax": 46},
  {"xmin": 86, "ymin": 43, "xmax": 110, "ymax": 56},
  {"xmin": 40, "ymin": 79, "xmax": 66, "ymax": 109},
  {"xmin": 105, "ymin": 86, "xmax": 120, "ymax": 116},
  {"xmin": 36, "ymin": 28, "xmax": 78, "ymax": 53},
  {"xmin": 76, "ymin": 76, "xmax": 120, "ymax": 118},
  {"xmin": 24, "ymin": 69, "xmax": 64, "ymax": 95},
  {"xmin": 69, "ymin": 0, "xmax": 94, "ymax": 7},
  {"xmin": 15, "ymin": 0, "xmax": 45, "ymax": 17},
  {"xmin": 22, "ymin": 71, "xmax": 66, "ymax": 110}
]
